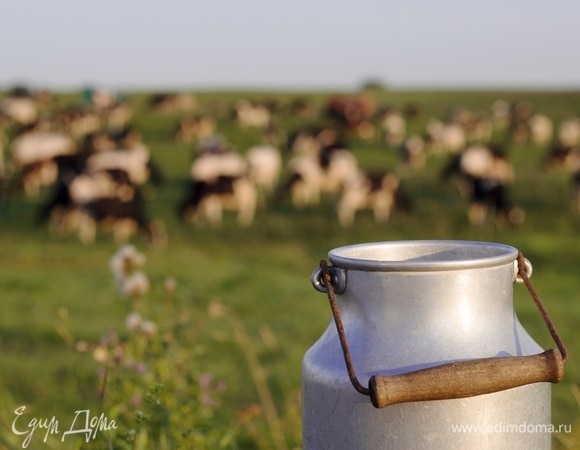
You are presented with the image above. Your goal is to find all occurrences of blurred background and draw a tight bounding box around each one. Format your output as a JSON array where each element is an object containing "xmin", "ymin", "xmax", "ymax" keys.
[{"xmin": 0, "ymin": 2, "xmax": 578, "ymax": 449}]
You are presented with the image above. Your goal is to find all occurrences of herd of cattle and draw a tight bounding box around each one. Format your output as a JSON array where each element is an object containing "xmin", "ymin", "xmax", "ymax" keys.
[{"xmin": 0, "ymin": 87, "xmax": 578, "ymax": 245}]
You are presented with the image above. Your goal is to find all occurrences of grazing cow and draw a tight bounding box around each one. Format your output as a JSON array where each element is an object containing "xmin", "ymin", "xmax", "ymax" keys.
[
  {"xmin": 324, "ymin": 95, "xmax": 375, "ymax": 127},
  {"xmin": 556, "ymin": 117, "xmax": 580, "ymax": 147},
  {"xmin": 190, "ymin": 148, "xmax": 248, "ymax": 182},
  {"xmin": 179, "ymin": 143, "xmax": 258, "ymax": 226},
  {"xmin": 56, "ymin": 107, "xmax": 102, "ymax": 140},
  {"xmin": 175, "ymin": 114, "xmax": 216, "ymax": 143},
  {"xmin": 507, "ymin": 101, "xmax": 535, "ymax": 144},
  {"xmin": 0, "ymin": 96, "xmax": 39, "ymax": 127},
  {"xmin": 149, "ymin": 92, "xmax": 197, "ymax": 114},
  {"xmin": 178, "ymin": 175, "xmax": 258, "ymax": 227},
  {"xmin": 75, "ymin": 193, "xmax": 165, "ymax": 246},
  {"xmin": 399, "ymin": 135, "xmax": 426, "ymax": 170},
  {"xmin": 102, "ymin": 101, "xmax": 134, "ymax": 136},
  {"xmin": 38, "ymin": 168, "xmax": 164, "ymax": 245},
  {"xmin": 462, "ymin": 113, "xmax": 493, "ymax": 144},
  {"xmin": 281, "ymin": 154, "xmax": 323, "ymax": 207},
  {"xmin": 85, "ymin": 88, "xmax": 118, "ymax": 109},
  {"xmin": 442, "ymin": 145, "xmax": 524, "ymax": 227},
  {"xmin": 86, "ymin": 146, "xmax": 153, "ymax": 186},
  {"xmin": 279, "ymin": 144, "xmax": 359, "ymax": 208},
  {"xmin": 425, "ymin": 119, "xmax": 466, "ymax": 154},
  {"xmin": 324, "ymin": 95, "xmax": 376, "ymax": 140},
  {"xmin": 85, "ymin": 129, "xmax": 163, "ymax": 185},
  {"xmin": 336, "ymin": 169, "xmax": 400, "ymax": 228},
  {"xmin": 380, "ymin": 108, "xmax": 406, "ymax": 147},
  {"xmin": 9, "ymin": 131, "xmax": 77, "ymax": 196},
  {"xmin": 319, "ymin": 145, "xmax": 359, "ymax": 193},
  {"xmin": 528, "ymin": 114, "xmax": 553, "ymax": 146},
  {"xmin": 542, "ymin": 143, "xmax": 572, "ymax": 170},
  {"xmin": 287, "ymin": 98, "xmax": 316, "ymax": 120},
  {"xmin": 10, "ymin": 131, "xmax": 76, "ymax": 165},
  {"xmin": 288, "ymin": 129, "xmax": 323, "ymax": 156},
  {"xmin": 68, "ymin": 169, "xmax": 135, "ymax": 204},
  {"xmin": 232, "ymin": 99, "xmax": 272, "ymax": 130},
  {"xmin": 246, "ymin": 144, "xmax": 282, "ymax": 198}
]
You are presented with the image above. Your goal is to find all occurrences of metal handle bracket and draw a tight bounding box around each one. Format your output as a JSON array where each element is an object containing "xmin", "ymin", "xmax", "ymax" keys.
[{"xmin": 311, "ymin": 264, "xmax": 347, "ymax": 294}]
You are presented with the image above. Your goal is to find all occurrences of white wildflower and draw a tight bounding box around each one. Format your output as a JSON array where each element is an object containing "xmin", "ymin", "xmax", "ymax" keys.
[
  {"xmin": 140, "ymin": 320, "xmax": 158, "ymax": 336},
  {"xmin": 93, "ymin": 346, "xmax": 108, "ymax": 364},
  {"xmin": 164, "ymin": 276, "xmax": 177, "ymax": 294},
  {"xmin": 125, "ymin": 312, "xmax": 143, "ymax": 331},
  {"xmin": 109, "ymin": 245, "xmax": 146, "ymax": 280},
  {"xmin": 120, "ymin": 272, "xmax": 150, "ymax": 298}
]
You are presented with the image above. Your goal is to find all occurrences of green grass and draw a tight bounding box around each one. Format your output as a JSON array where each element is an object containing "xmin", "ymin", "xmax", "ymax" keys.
[{"xmin": 1, "ymin": 88, "xmax": 579, "ymax": 448}]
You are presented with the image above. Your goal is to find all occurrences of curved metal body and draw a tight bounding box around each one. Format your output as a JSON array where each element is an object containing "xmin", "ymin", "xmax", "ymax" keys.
[{"xmin": 302, "ymin": 240, "xmax": 551, "ymax": 449}]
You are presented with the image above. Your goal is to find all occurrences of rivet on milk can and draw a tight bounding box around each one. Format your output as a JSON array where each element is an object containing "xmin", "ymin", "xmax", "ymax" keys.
[{"xmin": 302, "ymin": 240, "xmax": 567, "ymax": 449}]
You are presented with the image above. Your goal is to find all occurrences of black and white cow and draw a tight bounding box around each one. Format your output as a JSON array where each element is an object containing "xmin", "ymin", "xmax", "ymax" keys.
[
  {"xmin": 178, "ymin": 175, "xmax": 257, "ymax": 227},
  {"xmin": 175, "ymin": 114, "xmax": 217, "ymax": 143},
  {"xmin": 9, "ymin": 130, "xmax": 78, "ymax": 197},
  {"xmin": 278, "ymin": 143, "xmax": 359, "ymax": 208},
  {"xmin": 37, "ymin": 167, "xmax": 164, "ymax": 245},
  {"xmin": 336, "ymin": 169, "xmax": 401, "ymax": 227},
  {"xmin": 442, "ymin": 145, "xmax": 524, "ymax": 227},
  {"xmin": 178, "ymin": 145, "xmax": 258, "ymax": 226}
]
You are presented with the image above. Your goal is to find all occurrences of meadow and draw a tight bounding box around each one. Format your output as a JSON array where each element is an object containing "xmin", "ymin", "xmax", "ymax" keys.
[{"xmin": 0, "ymin": 88, "xmax": 578, "ymax": 449}]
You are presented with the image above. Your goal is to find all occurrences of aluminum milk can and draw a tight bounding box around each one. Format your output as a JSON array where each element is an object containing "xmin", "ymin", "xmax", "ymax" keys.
[{"xmin": 303, "ymin": 240, "xmax": 566, "ymax": 449}]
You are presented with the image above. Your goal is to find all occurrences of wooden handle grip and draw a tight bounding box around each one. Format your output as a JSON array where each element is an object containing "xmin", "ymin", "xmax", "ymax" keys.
[{"xmin": 369, "ymin": 349, "xmax": 564, "ymax": 409}]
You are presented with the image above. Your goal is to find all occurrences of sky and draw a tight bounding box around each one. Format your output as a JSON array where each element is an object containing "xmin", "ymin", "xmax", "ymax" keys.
[{"xmin": 2, "ymin": 1, "xmax": 579, "ymax": 92}]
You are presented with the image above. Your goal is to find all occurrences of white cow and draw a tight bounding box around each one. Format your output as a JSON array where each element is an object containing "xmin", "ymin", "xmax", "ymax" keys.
[
  {"xmin": 233, "ymin": 99, "xmax": 271, "ymax": 130},
  {"xmin": 336, "ymin": 170, "xmax": 400, "ymax": 228},
  {"xmin": 528, "ymin": 114, "xmax": 553, "ymax": 146},
  {"xmin": 425, "ymin": 119, "xmax": 466, "ymax": 154},
  {"xmin": 556, "ymin": 117, "xmax": 580, "ymax": 147},
  {"xmin": 284, "ymin": 146, "xmax": 359, "ymax": 208},
  {"xmin": 10, "ymin": 131, "xmax": 76, "ymax": 196},
  {"xmin": 381, "ymin": 110, "xmax": 406, "ymax": 147},
  {"xmin": 190, "ymin": 150, "xmax": 248, "ymax": 181},
  {"xmin": 86, "ymin": 145, "xmax": 152, "ymax": 186},
  {"xmin": 10, "ymin": 131, "xmax": 75, "ymax": 166},
  {"xmin": 246, "ymin": 144, "xmax": 282, "ymax": 196},
  {"xmin": 0, "ymin": 96, "xmax": 39, "ymax": 126},
  {"xmin": 285, "ymin": 153, "xmax": 324, "ymax": 207}
]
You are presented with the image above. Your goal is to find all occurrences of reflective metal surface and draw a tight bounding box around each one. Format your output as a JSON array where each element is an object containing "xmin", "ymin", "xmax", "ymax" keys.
[{"xmin": 302, "ymin": 240, "xmax": 550, "ymax": 449}]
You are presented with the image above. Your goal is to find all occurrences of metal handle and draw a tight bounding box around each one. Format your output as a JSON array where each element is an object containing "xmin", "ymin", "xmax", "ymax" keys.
[
  {"xmin": 369, "ymin": 349, "xmax": 564, "ymax": 408},
  {"xmin": 314, "ymin": 252, "xmax": 568, "ymax": 409}
]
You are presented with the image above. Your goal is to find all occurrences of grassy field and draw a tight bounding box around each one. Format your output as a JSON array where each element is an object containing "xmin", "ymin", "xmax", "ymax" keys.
[{"xmin": 0, "ymin": 88, "xmax": 578, "ymax": 448}]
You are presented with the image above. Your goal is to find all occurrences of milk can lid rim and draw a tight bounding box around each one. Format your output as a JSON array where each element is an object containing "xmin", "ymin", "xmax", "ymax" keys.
[{"xmin": 328, "ymin": 240, "xmax": 518, "ymax": 271}]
